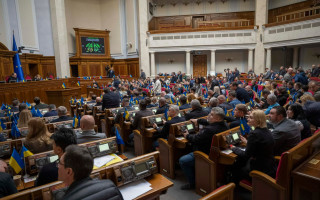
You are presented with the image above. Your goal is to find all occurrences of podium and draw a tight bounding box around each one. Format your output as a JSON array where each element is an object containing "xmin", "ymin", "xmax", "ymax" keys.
[{"xmin": 46, "ymin": 88, "xmax": 81, "ymax": 108}]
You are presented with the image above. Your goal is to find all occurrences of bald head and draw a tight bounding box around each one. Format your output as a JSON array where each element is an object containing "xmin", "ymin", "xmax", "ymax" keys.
[
  {"xmin": 80, "ymin": 115, "xmax": 95, "ymax": 131},
  {"xmin": 96, "ymin": 97, "xmax": 102, "ymax": 103},
  {"xmin": 288, "ymin": 68, "xmax": 293, "ymax": 74},
  {"xmin": 217, "ymin": 95, "xmax": 226, "ymax": 104}
]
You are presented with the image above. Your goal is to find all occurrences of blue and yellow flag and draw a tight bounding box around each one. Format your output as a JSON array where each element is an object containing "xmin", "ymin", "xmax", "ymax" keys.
[
  {"xmin": 20, "ymin": 145, "xmax": 33, "ymax": 158},
  {"xmin": 250, "ymin": 98, "xmax": 255, "ymax": 108},
  {"xmin": 12, "ymin": 34, "xmax": 25, "ymax": 82},
  {"xmin": 78, "ymin": 115, "xmax": 81, "ymax": 128},
  {"xmin": 0, "ymin": 119, "xmax": 6, "ymax": 131},
  {"xmin": 26, "ymin": 102, "xmax": 31, "ymax": 109},
  {"xmin": 164, "ymin": 108, "xmax": 171, "ymax": 121},
  {"xmin": 287, "ymin": 88, "xmax": 290, "ymax": 95},
  {"xmin": 123, "ymin": 107, "xmax": 130, "ymax": 120},
  {"xmin": 170, "ymin": 96, "xmax": 175, "ymax": 104},
  {"xmin": 130, "ymin": 75, "xmax": 132, "ymax": 78},
  {"xmin": 240, "ymin": 118, "xmax": 251, "ymax": 135},
  {"xmin": 224, "ymin": 107, "xmax": 230, "ymax": 117},
  {"xmin": 115, "ymin": 128, "xmax": 125, "ymax": 145},
  {"xmin": 1, "ymin": 104, "xmax": 6, "ymax": 110},
  {"xmin": 77, "ymin": 81, "xmax": 80, "ymax": 86},
  {"xmin": 37, "ymin": 109, "xmax": 43, "ymax": 118},
  {"xmin": 9, "ymin": 148, "xmax": 24, "ymax": 174},
  {"xmin": 11, "ymin": 123, "xmax": 21, "ymax": 138},
  {"xmin": 31, "ymin": 107, "xmax": 37, "ymax": 117},
  {"xmin": 176, "ymin": 100, "xmax": 181, "ymax": 106},
  {"xmin": 73, "ymin": 116, "xmax": 78, "ymax": 128},
  {"xmin": 62, "ymin": 83, "xmax": 66, "ymax": 89},
  {"xmin": 99, "ymin": 76, "xmax": 102, "ymax": 79}
]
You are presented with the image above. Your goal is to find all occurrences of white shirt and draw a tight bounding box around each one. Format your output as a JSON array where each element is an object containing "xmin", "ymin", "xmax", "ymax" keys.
[{"xmin": 153, "ymin": 79, "xmax": 161, "ymax": 94}]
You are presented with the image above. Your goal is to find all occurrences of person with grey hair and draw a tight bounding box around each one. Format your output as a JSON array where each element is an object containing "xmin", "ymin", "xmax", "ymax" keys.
[
  {"xmin": 179, "ymin": 107, "xmax": 229, "ymax": 190},
  {"xmin": 185, "ymin": 99, "xmax": 208, "ymax": 120},
  {"xmin": 44, "ymin": 104, "xmax": 58, "ymax": 117},
  {"xmin": 50, "ymin": 106, "xmax": 73, "ymax": 123},
  {"xmin": 152, "ymin": 105, "xmax": 185, "ymax": 149},
  {"xmin": 264, "ymin": 94, "xmax": 280, "ymax": 115},
  {"xmin": 204, "ymin": 97, "xmax": 218, "ymax": 114}
]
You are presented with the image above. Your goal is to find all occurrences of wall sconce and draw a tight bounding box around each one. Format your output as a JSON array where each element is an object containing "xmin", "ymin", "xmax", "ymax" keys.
[
  {"xmin": 225, "ymin": 57, "xmax": 233, "ymax": 62},
  {"xmin": 313, "ymin": 53, "xmax": 320, "ymax": 59},
  {"xmin": 126, "ymin": 42, "xmax": 132, "ymax": 49},
  {"xmin": 221, "ymin": 0, "xmax": 228, "ymax": 4},
  {"xmin": 168, "ymin": 58, "xmax": 175, "ymax": 64},
  {"xmin": 208, "ymin": 0, "xmax": 216, "ymax": 4}
]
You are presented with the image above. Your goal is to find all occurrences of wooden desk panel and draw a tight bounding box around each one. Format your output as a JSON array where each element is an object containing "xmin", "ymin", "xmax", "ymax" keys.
[{"xmin": 292, "ymin": 150, "xmax": 320, "ymax": 200}]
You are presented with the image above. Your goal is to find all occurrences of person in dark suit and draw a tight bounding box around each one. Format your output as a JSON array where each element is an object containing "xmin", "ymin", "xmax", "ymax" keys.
[
  {"xmin": 76, "ymin": 115, "xmax": 106, "ymax": 144},
  {"xmin": 225, "ymin": 104, "xmax": 248, "ymax": 129},
  {"xmin": 269, "ymin": 106, "xmax": 301, "ymax": 156},
  {"xmin": 57, "ymin": 145, "xmax": 123, "ymax": 200},
  {"xmin": 43, "ymin": 104, "xmax": 58, "ymax": 117},
  {"xmin": 10, "ymin": 99, "xmax": 19, "ymax": 113},
  {"xmin": 152, "ymin": 105, "xmax": 185, "ymax": 148},
  {"xmin": 7, "ymin": 73, "xmax": 17, "ymax": 83},
  {"xmin": 179, "ymin": 95, "xmax": 191, "ymax": 110},
  {"xmin": 203, "ymin": 97, "xmax": 218, "ymax": 114},
  {"xmin": 33, "ymin": 97, "xmax": 48, "ymax": 110},
  {"xmin": 0, "ymin": 159, "xmax": 17, "ymax": 197},
  {"xmin": 114, "ymin": 98, "xmax": 135, "ymax": 123},
  {"xmin": 108, "ymin": 66, "xmax": 115, "ymax": 78},
  {"xmin": 35, "ymin": 128, "xmax": 77, "ymax": 186},
  {"xmin": 105, "ymin": 65, "xmax": 110, "ymax": 77},
  {"xmin": 102, "ymin": 87, "xmax": 120, "ymax": 110},
  {"xmin": 217, "ymin": 95, "xmax": 233, "ymax": 110},
  {"xmin": 113, "ymin": 76, "xmax": 121, "ymax": 89},
  {"xmin": 131, "ymin": 99, "xmax": 153, "ymax": 131},
  {"xmin": 50, "ymin": 106, "xmax": 73, "ymax": 123},
  {"xmin": 230, "ymin": 82, "xmax": 250, "ymax": 103},
  {"xmin": 185, "ymin": 99, "xmax": 208, "ymax": 121},
  {"xmin": 179, "ymin": 107, "xmax": 229, "ymax": 189},
  {"xmin": 231, "ymin": 110, "xmax": 276, "ymax": 183},
  {"xmin": 155, "ymin": 98, "xmax": 169, "ymax": 114},
  {"xmin": 140, "ymin": 69, "xmax": 146, "ymax": 80}
]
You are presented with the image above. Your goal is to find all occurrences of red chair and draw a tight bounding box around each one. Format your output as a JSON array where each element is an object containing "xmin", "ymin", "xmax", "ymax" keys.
[
  {"xmin": 5, "ymin": 76, "xmax": 10, "ymax": 83},
  {"xmin": 25, "ymin": 75, "xmax": 32, "ymax": 80}
]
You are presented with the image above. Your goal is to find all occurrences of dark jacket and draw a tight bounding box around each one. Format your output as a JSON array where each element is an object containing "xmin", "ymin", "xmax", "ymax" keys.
[
  {"xmin": 218, "ymin": 103, "xmax": 233, "ymax": 110},
  {"xmin": 187, "ymin": 120, "xmax": 228, "ymax": 155},
  {"xmin": 95, "ymin": 102, "xmax": 103, "ymax": 107},
  {"xmin": 102, "ymin": 92, "xmax": 120, "ymax": 110},
  {"xmin": 62, "ymin": 177, "xmax": 123, "ymax": 200},
  {"xmin": 294, "ymin": 72, "xmax": 308, "ymax": 85},
  {"xmin": 311, "ymin": 67, "xmax": 320, "ymax": 77},
  {"xmin": 185, "ymin": 107, "xmax": 208, "ymax": 121},
  {"xmin": 132, "ymin": 109, "xmax": 154, "ymax": 130},
  {"xmin": 271, "ymin": 119, "xmax": 301, "ymax": 156},
  {"xmin": 277, "ymin": 93, "xmax": 289, "ymax": 107},
  {"xmin": 156, "ymin": 104, "xmax": 169, "ymax": 115},
  {"xmin": 50, "ymin": 115, "xmax": 73, "ymax": 123},
  {"xmin": 303, "ymin": 101, "xmax": 320, "ymax": 127},
  {"xmin": 108, "ymin": 70, "xmax": 115, "ymax": 78},
  {"xmin": 140, "ymin": 71, "xmax": 146, "ymax": 79},
  {"xmin": 114, "ymin": 106, "xmax": 135, "ymax": 123},
  {"xmin": 43, "ymin": 110, "xmax": 58, "ymax": 117},
  {"xmin": 210, "ymin": 80, "xmax": 219, "ymax": 90},
  {"xmin": 232, "ymin": 127, "xmax": 276, "ymax": 177},
  {"xmin": 153, "ymin": 116, "xmax": 185, "ymax": 139},
  {"xmin": 34, "ymin": 103, "xmax": 48, "ymax": 110},
  {"xmin": 295, "ymin": 119, "xmax": 312, "ymax": 140},
  {"xmin": 0, "ymin": 172, "xmax": 18, "ymax": 198},
  {"xmin": 35, "ymin": 162, "xmax": 58, "ymax": 186},
  {"xmin": 225, "ymin": 116, "xmax": 247, "ymax": 129},
  {"xmin": 235, "ymin": 87, "xmax": 250, "ymax": 103},
  {"xmin": 76, "ymin": 130, "xmax": 106, "ymax": 144},
  {"xmin": 179, "ymin": 104, "xmax": 191, "ymax": 110}
]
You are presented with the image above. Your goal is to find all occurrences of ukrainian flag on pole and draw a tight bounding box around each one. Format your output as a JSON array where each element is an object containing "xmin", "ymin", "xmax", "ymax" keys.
[
  {"xmin": 12, "ymin": 33, "xmax": 25, "ymax": 82},
  {"xmin": 62, "ymin": 83, "xmax": 66, "ymax": 89},
  {"xmin": 9, "ymin": 148, "xmax": 24, "ymax": 174},
  {"xmin": 20, "ymin": 145, "xmax": 33, "ymax": 158}
]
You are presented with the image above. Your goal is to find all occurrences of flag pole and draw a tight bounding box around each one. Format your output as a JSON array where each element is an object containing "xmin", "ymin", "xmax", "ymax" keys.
[{"xmin": 22, "ymin": 143, "xmax": 30, "ymax": 179}]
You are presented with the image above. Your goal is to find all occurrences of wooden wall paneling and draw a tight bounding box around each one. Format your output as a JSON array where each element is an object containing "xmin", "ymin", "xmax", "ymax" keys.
[{"xmin": 81, "ymin": 62, "xmax": 87, "ymax": 77}]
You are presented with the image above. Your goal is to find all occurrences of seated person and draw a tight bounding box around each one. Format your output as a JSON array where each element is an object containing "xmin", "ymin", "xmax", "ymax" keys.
[
  {"xmin": 185, "ymin": 99, "xmax": 208, "ymax": 121},
  {"xmin": 231, "ymin": 110, "xmax": 276, "ymax": 183},
  {"xmin": 179, "ymin": 95, "xmax": 191, "ymax": 110},
  {"xmin": 115, "ymin": 98, "xmax": 135, "ymax": 123},
  {"xmin": 155, "ymin": 98, "xmax": 169, "ymax": 114},
  {"xmin": 11, "ymin": 99, "xmax": 19, "ymax": 112},
  {"xmin": 269, "ymin": 106, "xmax": 301, "ymax": 156},
  {"xmin": 145, "ymin": 97, "xmax": 153, "ymax": 108},
  {"xmin": 152, "ymin": 105, "xmax": 185, "ymax": 148},
  {"xmin": 24, "ymin": 118, "xmax": 53, "ymax": 154},
  {"xmin": 50, "ymin": 106, "xmax": 73, "ymax": 123},
  {"xmin": 33, "ymin": 97, "xmax": 48, "ymax": 110},
  {"xmin": 17, "ymin": 109, "xmax": 32, "ymax": 128},
  {"xmin": 43, "ymin": 104, "xmax": 58, "ymax": 117},
  {"xmin": 7, "ymin": 73, "xmax": 17, "ymax": 83},
  {"xmin": 86, "ymin": 95, "xmax": 97, "ymax": 104},
  {"xmin": 217, "ymin": 95, "xmax": 233, "ymax": 110},
  {"xmin": 287, "ymin": 103, "xmax": 311, "ymax": 140},
  {"xmin": 92, "ymin": 80, "xmax": 100, "ymax": 89},
  {"xmin": 131, "ymin": 100, "xmax": 154, "ymax": 131},
  {"xmin": 179, "ymin": 107, "xmax": 229, "ymax": 190},
  {"xmin": 35, "ymin": 128, "xmax": 77, "ymax": 186},
  {"xmin": 225, "ymin": 104, "xmax": 248, "ymax": 129},
  {"xmin": 57, "ymin": 145, "xmax": 123, "ymax": 199},
  {"xmin": 94, "ymin": 97, "xmax": 102, "ymax": 107},
  {"xmin": 0, "ymin": 159, "xmax": 17, "ymax": 197},
  {"xmin": 264, "ymin": 94, "xmax": 280, "ymax": 115},
  {"xmin": 204, "ymin": 97, "xmax": 218, "ymax": 114},
  {"xmin": 12, "ymin": 103, "xmax": 27, "ymax": 120},
  {"xmin": 33, "ymin": 74, "xmax": 41, "ymax": 81},
  {"xmin": 228, "ymin": 90, "xmax": 242, "ymax": 107},
  {"xmin": 149, "ymin": 97, "xmax": 158, "ymax": 108},
  {"xmin": 257, "ymin": 89, "xmax": 270, "ymax": 109},
  {"xmin": 76, "ymin": 115, "xmax": 106, "ymax": 144}
]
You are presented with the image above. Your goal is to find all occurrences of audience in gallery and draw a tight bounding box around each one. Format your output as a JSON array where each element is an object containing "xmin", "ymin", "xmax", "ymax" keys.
[
  {"xmin": 24, "ymin": 118, "xmax": 53, "ymax": 154},
  {"xmin": 2, "ymin": 63, "xmax": 320, "ymax": 197}
]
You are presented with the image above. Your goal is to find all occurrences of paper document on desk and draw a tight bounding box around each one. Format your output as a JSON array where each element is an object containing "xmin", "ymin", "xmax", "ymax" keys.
[
  {"xmin": 176, "ymin": 136, "xmax": 185, "ymax": 140},
  {"xmin": 94, "ymin": 155, "xmax": 115, "ymax": 168},
  {"xmin": 24, "ymin": 176, "xmax": 37, "ymax": 183},
  {"xmin": 119, "ymin": 179, "xmax": 153, "ymax": 200},
  {"xmin": 221, "ymin": 149, "xmax": 233, "ymax": 155}
]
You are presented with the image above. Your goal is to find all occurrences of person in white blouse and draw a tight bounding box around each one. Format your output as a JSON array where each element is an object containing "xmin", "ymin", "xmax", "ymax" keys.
[{"xmin": 153, "ymin": 75, "xmax": 161, "ymax": 95}]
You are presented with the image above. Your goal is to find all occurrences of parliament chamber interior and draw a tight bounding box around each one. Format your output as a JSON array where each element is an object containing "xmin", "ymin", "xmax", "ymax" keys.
[{"xmin": 0, "ymin": 0, "xmax": 320, "ymax": 199}]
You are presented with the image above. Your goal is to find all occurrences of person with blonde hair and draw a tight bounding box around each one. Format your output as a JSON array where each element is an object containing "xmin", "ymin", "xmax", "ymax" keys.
[
  {"xmin": 299, "ymin": 94, "xmax": 315, "ymax": 106},
  {"xmin": 17, "ymin": 110, "xmax": 32, "ymax": 128},
  {"xmin": 213, "ymin": 86, "xmax": 220, "ymax": 98},
  {"xmin": 231, "ymin": 110, "xmax": 275, "ymax": 183},
  {"xmin": 24, "ymin": 118, "xmax": 52, "ymax": 154}
]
